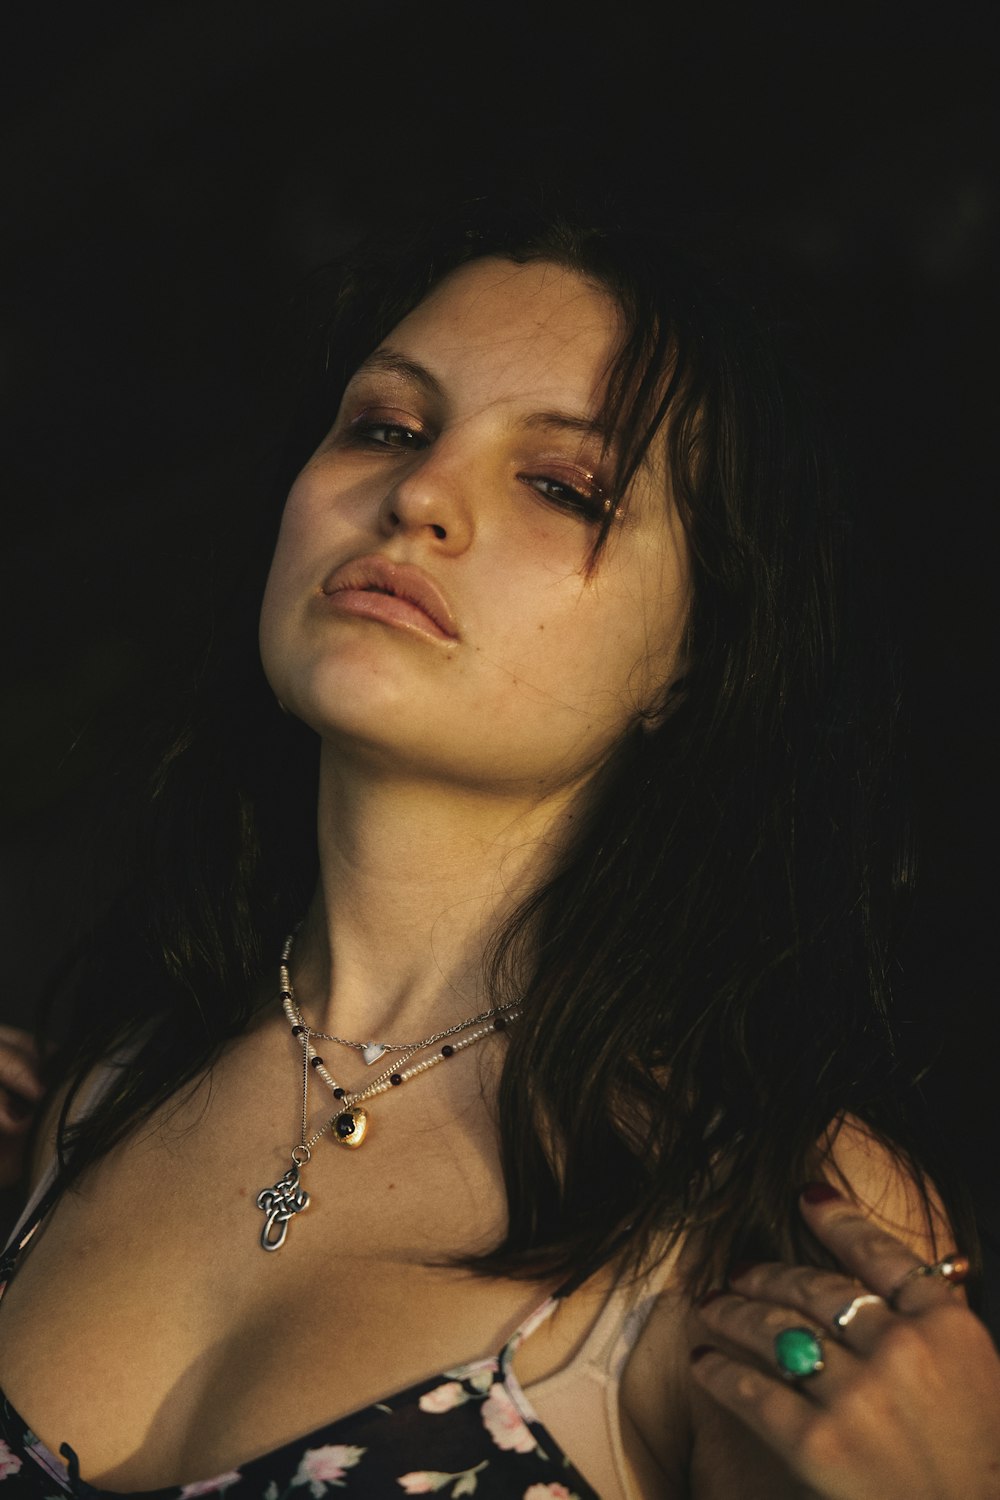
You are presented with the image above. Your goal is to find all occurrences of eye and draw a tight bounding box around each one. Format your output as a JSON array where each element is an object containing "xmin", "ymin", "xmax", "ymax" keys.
[
  {"xmin": 347, "ymin": 416, "xmax": 430, "ymax": 451},
  {"xmin": 519, "ymin": 472, "xmax": 612, "ymax": 523}
]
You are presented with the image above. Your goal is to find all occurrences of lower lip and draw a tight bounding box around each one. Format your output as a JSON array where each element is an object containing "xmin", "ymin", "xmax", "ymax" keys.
[{"xmin": 323, "ymin": 589, "xmax": 455, "ymax": 642}]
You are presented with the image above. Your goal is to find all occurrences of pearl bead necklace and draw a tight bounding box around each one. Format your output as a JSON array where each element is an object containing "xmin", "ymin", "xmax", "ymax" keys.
[{"xmin": 254, "ymin": 932, "xmax": 519, "ymax": 1252}]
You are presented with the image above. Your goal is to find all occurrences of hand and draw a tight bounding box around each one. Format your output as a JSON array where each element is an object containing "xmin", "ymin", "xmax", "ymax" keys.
[
  {"xmin": 0, "ymin": 1024, "xmax": 46, "ymax": 1190},
  {"xmin": 691, "ymin": 1183, "xmax": 1000, "ymax": 1500}
]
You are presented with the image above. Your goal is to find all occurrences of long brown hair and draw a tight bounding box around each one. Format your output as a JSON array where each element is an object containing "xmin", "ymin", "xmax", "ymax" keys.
[{"xmin": 44, "ymin": 200, "xmax": 968, "ymax": 1293}]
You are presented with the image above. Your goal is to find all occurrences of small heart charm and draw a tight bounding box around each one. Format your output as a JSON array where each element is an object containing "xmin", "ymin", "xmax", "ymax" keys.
[
  {"xmin": 332, "ymin": 1107, "xmax": 369, "ymax": 1149},
  {"xmin": 361, "ymin": 1043, "xmax": 388, "ymax": 1066}
]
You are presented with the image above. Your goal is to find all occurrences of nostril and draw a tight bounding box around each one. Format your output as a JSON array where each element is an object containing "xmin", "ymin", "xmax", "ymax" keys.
[{"xmin": 431, "ymin": 524, "xmax": 446, "ymax": 540}]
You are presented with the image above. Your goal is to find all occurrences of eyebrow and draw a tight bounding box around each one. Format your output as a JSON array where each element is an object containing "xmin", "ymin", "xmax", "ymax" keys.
[
  {"xmin": 521, "ymin": 411, "xmax": 615, "ymax": 447},
  {"xmin": 349, "ymin": 348, "xmax": 615, "ymax": 446},
  {"xmin": 348, "ymin": 349, "xmax": 446, "ymax": 401}
]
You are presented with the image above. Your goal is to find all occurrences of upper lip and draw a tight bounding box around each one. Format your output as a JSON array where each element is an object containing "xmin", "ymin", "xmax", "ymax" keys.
[{"xmin": 321, "ymin": 554, "xmax": 459, "ymax": 639}]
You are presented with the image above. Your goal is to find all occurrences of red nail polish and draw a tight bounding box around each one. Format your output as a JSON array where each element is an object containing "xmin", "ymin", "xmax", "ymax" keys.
[
  {"xmin": 690, "ymin": 1344, "xmax": 716, "ymax": 1365},
  {"xmin": 698, "ymin": 1289, "xmax": 725, "ymax": 1309},
  {"xmin": 727, "ymin": 1259, "xmax": 764, "ymax": 1282},
  {"xmin": 800, "ymin": 1182, "xmax": 843, "ymax": 1204}
]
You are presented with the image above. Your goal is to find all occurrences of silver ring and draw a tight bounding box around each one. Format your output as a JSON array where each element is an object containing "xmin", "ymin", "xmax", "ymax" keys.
[{"xmin": 831, "ymin": 1292, "xmax": 885, "ymax": 1331}]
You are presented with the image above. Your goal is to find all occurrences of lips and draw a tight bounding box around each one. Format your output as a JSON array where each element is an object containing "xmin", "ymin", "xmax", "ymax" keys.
[{"xmin": 321, "ymin": 555, "xmax": 459, "ymax": 642}]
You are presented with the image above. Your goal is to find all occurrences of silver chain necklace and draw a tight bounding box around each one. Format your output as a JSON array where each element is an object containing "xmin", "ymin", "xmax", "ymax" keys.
[
  {"xmin": 254, "ymin": 932, "xmax": 519, "ymax": 1252},
  {"xmin": 276, "ymin": 929, "xmax": 508, "ymax": 1065}
]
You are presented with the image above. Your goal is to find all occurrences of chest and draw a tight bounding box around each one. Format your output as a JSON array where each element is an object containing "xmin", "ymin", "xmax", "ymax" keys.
[{"xmin": 0, "ymin": 1029, "xmax": 653, "ymax": 1491}]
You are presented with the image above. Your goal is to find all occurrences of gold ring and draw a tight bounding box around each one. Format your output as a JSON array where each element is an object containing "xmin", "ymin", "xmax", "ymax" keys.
[{"xmin": 888, "ymin": 1252, "xmax": 969, "ymax": 1310}]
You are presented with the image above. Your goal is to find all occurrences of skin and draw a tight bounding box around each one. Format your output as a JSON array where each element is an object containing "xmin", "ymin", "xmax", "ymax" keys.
[
  {"xmin": 258, "ymin": 255, "xmax": 691, "ymax": 1044},
  {"xmin": 692, "ymin": 1186, "xmax": 1000, "ymax": 1499},
  {"xmin": 0, "ymin": 259, "xmax": 691, "ymax": 1497},
  {"xmin": 1, "ymin": 257, "xmax": 996, "ymax": 1497}
]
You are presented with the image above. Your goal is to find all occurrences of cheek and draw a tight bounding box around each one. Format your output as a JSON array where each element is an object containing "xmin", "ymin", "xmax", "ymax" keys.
[
  {"xmin": 258, "ymin": 542, "xmax": 292, "ymax": 660},
  {"xmin": 258, "ymin": 493, "xmax": 315, "ymax": 663},
  {"xmin": 477, "ymin": 597, "xmax": 670, "ymax": 734},
  {"xmin": 267, "ymin": 480, "xmax": 321, "ymax": 579},
  {"xmin": 582, "ymin": 558, "xmax": 688, "ymax": 714}
]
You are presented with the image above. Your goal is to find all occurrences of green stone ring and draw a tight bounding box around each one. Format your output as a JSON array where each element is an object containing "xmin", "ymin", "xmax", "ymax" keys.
[{"xmin": 774, "ymin": 1325, "xmax": 826, "ymax": 1380}]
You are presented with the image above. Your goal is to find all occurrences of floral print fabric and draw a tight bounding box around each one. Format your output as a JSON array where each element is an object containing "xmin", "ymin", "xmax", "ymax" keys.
[
  {"xmin": 0, "ymin": 1199, "xmax": 599, "ymax": 1500},
  {"xmin": 0, "ymin": 1357, "xmax": 594, "ymax": 1498}
]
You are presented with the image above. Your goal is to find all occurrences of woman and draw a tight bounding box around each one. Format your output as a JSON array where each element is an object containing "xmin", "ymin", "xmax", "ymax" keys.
[{"xmin": 0, "ymin": 206, "xmax": 997, "ymax": 1498}]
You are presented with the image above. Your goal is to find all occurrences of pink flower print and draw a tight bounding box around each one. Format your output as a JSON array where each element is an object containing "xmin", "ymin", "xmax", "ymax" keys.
[
  {"xmin": 418, "ymin": 1381, "xmax": 468, "ymax": 1415},
  {"xmin": 293, "ymin": 1445, "xmax": 366, "ymax": 1495},
  {"xmin": 480, "ymin": 1384, "xmax": 537, "ymax": 1454},
  {"xmin": 178, "ymin": 1472, "xmax": 242, "ymax": 1497},
  {"xmin": 0, "ymin": 1441, "xmax": 23, "ymax": 1480},
  {"xmin": 523, "ymin": 1485, "xmax": 576, "ymax": 1500},
  {"xmin": 397, "ymin": 1466, "xmax": 487, "ymax": 1494}
]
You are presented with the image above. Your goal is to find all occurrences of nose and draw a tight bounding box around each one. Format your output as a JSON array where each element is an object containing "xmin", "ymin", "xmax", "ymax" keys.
[{"xmin": 376, "ymin": 445, "xmax": 474, "ymax": 553}]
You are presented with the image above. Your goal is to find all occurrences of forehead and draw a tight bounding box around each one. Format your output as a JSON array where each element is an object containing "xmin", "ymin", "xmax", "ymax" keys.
[{"xmin": 372, "ymin": 257, "xmax": 623, "ymax": 417}]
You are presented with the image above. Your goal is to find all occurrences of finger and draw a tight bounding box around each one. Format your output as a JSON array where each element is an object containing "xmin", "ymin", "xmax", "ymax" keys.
[
  {"xmin": 689, "ymin": 1344, "xmax": 816, "ymax": 1457},
  {"xmin": 883, "ymin": 1255, "xmax": 971, "ymax": 1314},
  {"xmin": 0, "ymin": 1024, "xmax": 41, "ymax": 1054},
  {"xmin": 725, "ymin": 1260, "xmax": 895, "ymax": 1354},
  {"xmin": 796, "ymin": 1183, "xmax": 943, "ymax": 1306},
  {"xmin": 0, "ymin": 1088, "xmax": 39, "ymax": 1134},
  {"xmin": 0, "ymin": 1131, "xmax": 32, "ymax": 1189},
  {"xmin": 0, "ymin": 1047, "xmax": 46, "ymax": 1103},
  {"xmin": 699, "ymin": 1290, "xmax": 849, "ymax": 1389}
]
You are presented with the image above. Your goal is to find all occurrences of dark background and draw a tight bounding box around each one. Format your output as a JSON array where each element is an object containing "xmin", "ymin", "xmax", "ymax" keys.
[{"xmin": 1, "ymin": 3, "xmax": 997, "ymax": 1302}]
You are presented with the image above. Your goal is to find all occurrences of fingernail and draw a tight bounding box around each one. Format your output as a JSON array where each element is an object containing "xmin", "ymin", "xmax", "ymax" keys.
[
  {"xmin": 690, "ymin": 1344, "xmax": 716, "ymax": 1365},
  {"xmin": 727, "ymin": 1259, "xmax": 764, "ymax": 1282},
  {"xmin": 698, "ymin": 1289, "xmax": 726, "ymax": 1309},
  {"xmin": 800, "ymin": 1182, "xmax": 843, "ymax": 1204}
]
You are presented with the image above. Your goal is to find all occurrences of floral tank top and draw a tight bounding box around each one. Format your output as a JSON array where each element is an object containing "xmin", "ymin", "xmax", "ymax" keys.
[{"xmin": 0, "ymin": 1181, "xmax": 604, "ymax": 1500}]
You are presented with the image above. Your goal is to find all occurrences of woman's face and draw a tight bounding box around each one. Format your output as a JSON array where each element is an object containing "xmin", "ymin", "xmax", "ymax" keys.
[{"xmin": 260, "ymin": 256, "xmax": 690, "ymax": 797}]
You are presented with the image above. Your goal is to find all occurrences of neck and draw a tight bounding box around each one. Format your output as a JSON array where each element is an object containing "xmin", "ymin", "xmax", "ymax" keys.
[{"xmin": 286, "ymin": 743, "xmax": 588, "ymax": 1042}]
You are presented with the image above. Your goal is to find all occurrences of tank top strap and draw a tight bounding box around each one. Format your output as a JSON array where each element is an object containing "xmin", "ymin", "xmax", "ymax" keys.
[
  {"xmin": 497, "ymin": 1287, "xmax": 563, "ymax": 1377},
  {"xmin": 495, "ymin": 1243, "xmax": 680, "ymax": 1500},
  {"xmin": 499, "ymin": 1239, "xmax": 679, "ymax": 1375},
  {"xmin": 562, "ymin": 1246, "xmax": 679, "ymax": 1381}
]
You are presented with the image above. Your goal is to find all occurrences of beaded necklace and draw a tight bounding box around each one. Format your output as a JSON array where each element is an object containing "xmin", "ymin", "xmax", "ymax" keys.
[{"xmin": 255, "ymin": 932, "xmax": 519, "ymax": 1252}]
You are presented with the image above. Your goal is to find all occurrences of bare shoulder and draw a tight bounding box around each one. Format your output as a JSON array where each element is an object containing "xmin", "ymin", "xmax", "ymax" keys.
[
  {"xmin": 617, "ymin": 1260, "xmax": 693, "ymax": 1494},
  {"xmin": 620, "ymin": 1244, "xmax": 813, "ymax": 1499}
]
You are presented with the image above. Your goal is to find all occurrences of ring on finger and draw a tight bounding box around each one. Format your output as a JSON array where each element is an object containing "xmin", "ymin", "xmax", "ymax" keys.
[
  {"xmin": 831, "ymin": 1292, "xmax": 885, "ymax": 1332},
  {"xmin": 774, "ymin": 1325, "xmax": 826, "ymax": 1381},
  {"xmin": 888, "ymin": 1252, "xmax": 970, "ymax": 1311}
]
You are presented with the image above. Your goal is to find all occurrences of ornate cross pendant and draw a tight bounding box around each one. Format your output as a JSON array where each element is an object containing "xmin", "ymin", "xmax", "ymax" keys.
[{"xmin": 256, "ymin": 1160, "xmax": 310, "ymax": 1252}]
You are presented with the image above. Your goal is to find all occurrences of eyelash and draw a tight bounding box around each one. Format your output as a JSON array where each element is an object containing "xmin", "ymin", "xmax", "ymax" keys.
[
  {"xmin": 347, "ymin": 418, "xmax": 428, "ymax": 451},
  {"xmin": 345, "ymin": 417, "xmax": 611, "ymax": 524},
  {"xmin": 516, "ymin": 473, "xmax": 609, "ymax": 522}
]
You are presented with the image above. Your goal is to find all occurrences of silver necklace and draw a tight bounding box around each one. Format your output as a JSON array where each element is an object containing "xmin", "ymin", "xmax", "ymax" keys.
[
  {"xmin": 255, "ymin": 934, "xmax": 519, "ymax": 1252},
  {"xmin": 277, "ymin": 930, "xmax": 508, "ymax": 1064}
]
